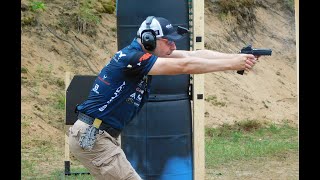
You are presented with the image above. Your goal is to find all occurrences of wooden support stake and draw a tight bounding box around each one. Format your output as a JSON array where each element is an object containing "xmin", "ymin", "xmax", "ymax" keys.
[
  {"xmin": 192, "ymin": 0, "xmax": 205, "ymax": 180},
  {"xmin": 295, "ymin": 0, "xmax": 299, "ymax": 102},
  {"xmin": 64, "ymin": 72, "xmax": 73, "ymax": 166}
]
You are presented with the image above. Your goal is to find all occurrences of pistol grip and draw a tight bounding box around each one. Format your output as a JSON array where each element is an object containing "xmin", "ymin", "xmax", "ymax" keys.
[{"xmin": 237, "ymin": 70, "xmax": 244, "ymax": 75}]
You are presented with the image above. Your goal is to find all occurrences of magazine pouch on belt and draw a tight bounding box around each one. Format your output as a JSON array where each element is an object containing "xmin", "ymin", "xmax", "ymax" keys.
[{"xmin": 78, "ymin": 119, "xmax": 102, "ymax": 151}]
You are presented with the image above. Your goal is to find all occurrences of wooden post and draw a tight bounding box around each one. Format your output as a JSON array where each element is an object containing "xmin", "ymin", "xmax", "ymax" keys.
[
  {"xmin": 64, "ymin": 71, "xmax": 73, "ymax": 174},
  {"xmin": 295, "ymin": 0, "xmax": 299, "ymax": 88},
  {"xmin": 191, "ymin": 0, "xmax": 205, "ymax": 180}
]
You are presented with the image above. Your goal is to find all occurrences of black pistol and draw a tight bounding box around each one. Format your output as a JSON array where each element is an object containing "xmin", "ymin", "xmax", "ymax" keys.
[{"xmin": 237, "ymin": 45, "xmax": 272, "ymax": 75}]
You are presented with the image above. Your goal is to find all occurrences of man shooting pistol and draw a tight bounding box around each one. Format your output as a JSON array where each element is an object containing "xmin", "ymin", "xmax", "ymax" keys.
[{"xmin": 237, "ymin": 45, "xmax": 272, "ymax": 75}]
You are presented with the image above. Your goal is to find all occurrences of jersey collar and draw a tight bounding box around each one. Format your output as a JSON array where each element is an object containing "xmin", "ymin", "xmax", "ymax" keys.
[{"xmin": 130, "ymin": 38, "xmax": 143, "ymax": 52}]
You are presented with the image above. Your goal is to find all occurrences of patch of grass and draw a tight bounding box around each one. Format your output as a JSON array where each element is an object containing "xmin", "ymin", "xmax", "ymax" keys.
[
  {"xmin": 21, "ymin": 159, "xmax": 39, "ymax": 177},
  {"xmin": 36, "ymin": 64, "xmax": 51, "ymax": 78},
  {"xmin": 56, "ymin": 78, "xmax": 65, "ymax": 89},
  {"xmin": 53, "ymin": 92, "xmax": 65, "ymax": 110},
  {"xmin": 58, "ymin": 18, "xmax": 72, "ymax": 34},
  {"xmin": 48, "ymin": 167, "xmax": 93, "ymax": 179},
  {"xmin": 21, "ymin": 114, "xmax": 31, "ymax": 128},
  {"xmin": 29, "ymin": 1, "xmax": 46, "ymax": 12},
  {"xmin": 23, "ymin": 80, "xmax": 37, "ymax": 88},
  {"xmin": 21, "ymin": 121, "xmax": 31, "ymax": 128},
  {"xmin": 23, "ymin": 139, "xmax": 53, "ymax": 150},
  {"xmin": 79, "ymin": 3, "xmax": 101, "ymax": 25},
  {"xmin": 21, "ymin": 67, "xmax": 28, "ymax": 73},
  {"xmin": 65, "ymin": 173, "xmax": 94, "ymax": 179},
  {"xmin": 21, "ymin": 13, "xmax": 37, "ymax": 26},
  {"xmin": 111, "ymin": 26, "xmax": 117, "ymax": 32},
  {"xmin": 236, "ymin": 119, "xmax": 262, "ymax": 132},
  {"xmin": 100, "ymin": 0, "xmax": 116, "ymax": 14},
  {"xmin": 22, "ymin": 140, "xmax": 57, "ymax": 178},
  {"xmin": 205, "ymin": 95, "xmax": 226, "ymax": 107},
  {"xmin": 205, "ymin": 120, "xmax": 298, "ymax": 168},
  {"xmin": 218, "ymin": 0, "xmax": 255, "ymax": 12},
  {"xmin": 216, "ymin": 0, "xmax": 257, "ymax": 31},
  {"xmin": 76, "ymin": 0, "xmax": 101, "ymax": 35},
  {"xmin": 284, "ymin": 0, "xmax": 295, "ymax": 12}
]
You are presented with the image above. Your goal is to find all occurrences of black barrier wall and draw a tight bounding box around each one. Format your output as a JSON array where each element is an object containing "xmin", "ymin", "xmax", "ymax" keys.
[
  {"xmin": 66, "ymin": 75, "xmax": 97, "ymax": 125},
  {"xmin": 117, "ymin": 0, "xmax": 193, "ymax": 179}
]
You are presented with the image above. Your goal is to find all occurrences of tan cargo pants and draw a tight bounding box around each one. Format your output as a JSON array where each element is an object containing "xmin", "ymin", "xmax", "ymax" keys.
[{"xmin": 68, "ymin": 120, "xmax": 142, "ymax": 180}]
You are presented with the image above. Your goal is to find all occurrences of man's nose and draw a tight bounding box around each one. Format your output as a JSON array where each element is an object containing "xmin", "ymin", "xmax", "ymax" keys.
[{"xmin": 170, "ymin": 43, "xmax": 176, "ymax": 50}]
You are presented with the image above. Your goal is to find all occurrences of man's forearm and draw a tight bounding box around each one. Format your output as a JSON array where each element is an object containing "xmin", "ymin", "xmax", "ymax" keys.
[
  {"xmin": 189, "ymin": 49, "xmax": 239, "ymax": 59},
  {"xmin": 167, "ymin": 49, "xmax": 238, "ymax": 59}
]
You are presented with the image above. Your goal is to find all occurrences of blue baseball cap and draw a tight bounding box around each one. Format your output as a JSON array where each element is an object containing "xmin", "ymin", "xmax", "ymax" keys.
[{"xmin": 137, "ymin": 16, "xmax": 188, "ymax": 41}]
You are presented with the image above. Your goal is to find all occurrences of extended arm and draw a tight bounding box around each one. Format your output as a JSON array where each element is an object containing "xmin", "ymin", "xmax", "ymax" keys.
[
  {"xmin": 148, "ymin": 53, "xmax": 256, "ymax": 75},
  {"xmin": 165, "ymin": 49, "xmax": 240, "ymax": 59}
]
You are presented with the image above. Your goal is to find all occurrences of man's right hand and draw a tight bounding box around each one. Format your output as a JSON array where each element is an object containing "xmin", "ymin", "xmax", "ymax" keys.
[{"xmin": 233, "ymin": 54, "xmax": 257, "ymax": 72}]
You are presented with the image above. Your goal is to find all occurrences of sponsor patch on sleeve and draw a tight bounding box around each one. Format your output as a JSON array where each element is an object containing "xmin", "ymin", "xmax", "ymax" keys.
[{"xmin": 139, "ymin": 53, "xmax": 152, "ymax": 62}]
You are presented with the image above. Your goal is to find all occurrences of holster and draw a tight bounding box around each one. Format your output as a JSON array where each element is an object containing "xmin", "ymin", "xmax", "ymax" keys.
[{"xmin": 78, "ymin": 119, "xmax": 102, "ymax": 151}]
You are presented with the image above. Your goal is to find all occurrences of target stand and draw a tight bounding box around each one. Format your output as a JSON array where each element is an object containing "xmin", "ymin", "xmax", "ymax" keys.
[{"xmin": 64, "ymin": 73, "xmax": 96, "ymax": 176}]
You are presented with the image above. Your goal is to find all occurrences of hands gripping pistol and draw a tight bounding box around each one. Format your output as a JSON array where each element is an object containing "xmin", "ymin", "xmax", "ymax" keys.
[{"xmin": 237, "ymin": 45, "xmax": 272, "ymax": 75}]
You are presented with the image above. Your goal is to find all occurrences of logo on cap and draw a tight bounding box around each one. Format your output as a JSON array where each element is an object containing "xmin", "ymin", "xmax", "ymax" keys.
[{"xmin": 166, "ymin": 24, "xmax": 173, "ymax": 29}]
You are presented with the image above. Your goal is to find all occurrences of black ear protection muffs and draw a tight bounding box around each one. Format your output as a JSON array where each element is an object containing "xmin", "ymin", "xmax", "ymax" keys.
[{"xmin": 141, "ymin": 16, "xmax": 157, "ymax": 51}]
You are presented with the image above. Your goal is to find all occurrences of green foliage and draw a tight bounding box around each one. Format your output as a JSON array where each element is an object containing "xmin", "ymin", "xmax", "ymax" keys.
[
  {"xmin": 216, "ymin": 0, "xmax": 257, "ymax": 31},
  {"xmin": 30, "ymin": 1, "xmax": 46, "ymax": 12},
  {"xmin": 103, "ymin": 1, "xmax": 116, "ymax": 14},
  {"xmin": 78, "ymin": 0, "xmax": 101, "ymax": 24},
  {"xmin": 206, "ymin": 120, "xmax": 264, "ymax": 138},
  {"xmin": 56, "ymin": 0, "xmax": 116, "ymax": 34},
  {"xmin": 56, "ymin": 78, "xmax": 65, "ymax": 88},
  {"xmin": 79, "ymin": 5, "xmax": 101, "ymax": 25},
  {"xmin": 58, "ymin": 19, "xmax": 71, "ymax": 34},
  {"xmin": 21, "ymin": 121, "xmax": 30, "ymax": 128},
  {"xmin": 284, "ymin": 0, "xmax": 295, "ymax": 12},
  {"xmin": 21, "ymin": 159, "xmax": 38, "ymax": 177},
  {"xmin": 205, "ymin": 95, "xmax": 226, "ymax": 107},
  {"xmin": 218, "ymin": 0, "xmax": 255, "ymax": 13},
  {"xmin": 53, "ymin": 92, "xmax": 65, "ymax": 110},
  {"xmin": 269, "ymin": 123, "xmax": 280, "ymax": 133},
  {"xmin": 21, "ymin": 67, "xmax": 28, "ymax": 73},
  {"xmin": 22, "ymin": 140, "xmax": 60, "ymax": 178},
  {"xmin": 205, "ymin": 121, "xmax": 298, "ymax": 168},
  {"xmin": 97, "ymin": 0, "xmax": 117, "ymax": 14},
  {"xmin": 47, "ymin": 168, "xmax": 94, "ymax": 179},
  {"xmin": 21, "ymin": 13, "xmax": 37, "ymax": 26},
  {"xmin": 236, "ymin": 119, "xmax": 262, "ymax": 132},
  {"xmin": 111, "ymin": 26, "xmax": 117, "ymax": 32},
  {"xmin": 206, "ymin": 123, "xmax": 233, "ymax": 137},
  {"xmin": 76, "ymin": 0, "xmax": 101, "ymax": 35}
]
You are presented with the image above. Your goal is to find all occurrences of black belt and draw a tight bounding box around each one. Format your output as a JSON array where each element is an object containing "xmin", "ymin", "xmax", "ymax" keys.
[{"xmin": 77, "ymin": 112, "xmax": 121, "ymax": 138}]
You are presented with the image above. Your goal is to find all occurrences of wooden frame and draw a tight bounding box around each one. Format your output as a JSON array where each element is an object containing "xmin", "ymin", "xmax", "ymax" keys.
[
  {"xmin": 64, "ymin": 72, "xmax": 73, "ymax": 175},
  {"xmin": 191, "ymin": 0, "xmax": 205, "ymax": 179}
]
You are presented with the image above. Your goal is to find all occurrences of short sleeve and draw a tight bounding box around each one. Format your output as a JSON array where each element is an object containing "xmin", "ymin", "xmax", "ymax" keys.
[{"xmin": 123, "ymin": 52, "xmax": 157, "ymax": 77}]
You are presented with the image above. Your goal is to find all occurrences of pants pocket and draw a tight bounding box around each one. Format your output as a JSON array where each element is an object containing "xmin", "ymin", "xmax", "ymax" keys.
[
  {"xmin": 68, "ymin": 125, "xmax": 84, "ymax": 156},
  {"xmin": 92, "ymin": 148, "xmax": 122, "ymax": 179},
  {"xmin": 69, "ymin": 126, "xmax": 80, "ymax": 137}
]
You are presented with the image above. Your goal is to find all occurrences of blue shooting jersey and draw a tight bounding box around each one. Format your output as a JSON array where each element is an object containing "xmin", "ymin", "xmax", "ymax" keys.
[{"xmin": 76, "ymin": 39, "xmax": 158, "ymax": 130}]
